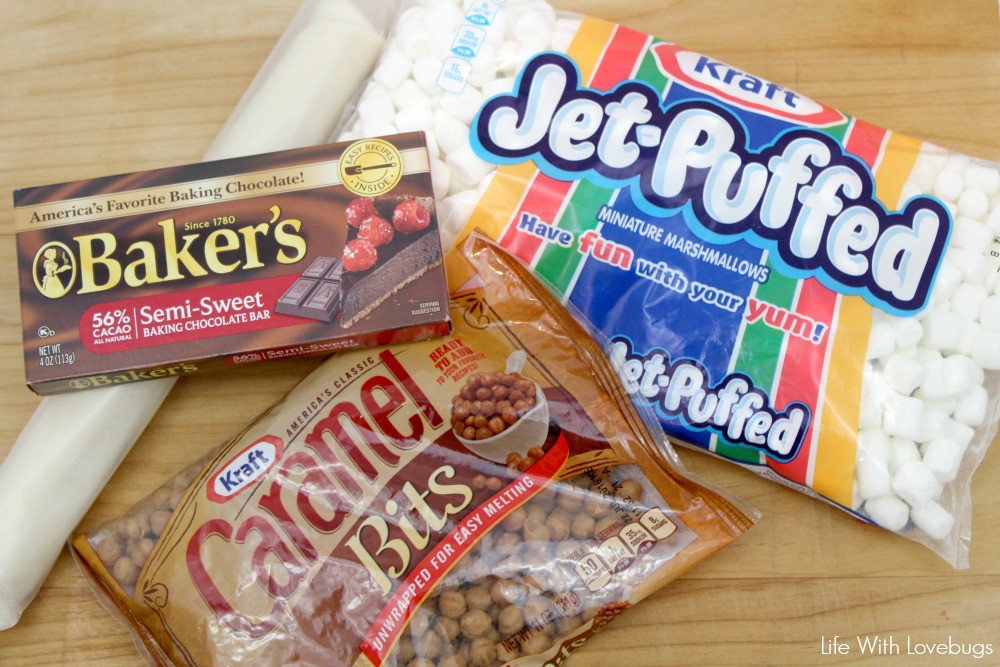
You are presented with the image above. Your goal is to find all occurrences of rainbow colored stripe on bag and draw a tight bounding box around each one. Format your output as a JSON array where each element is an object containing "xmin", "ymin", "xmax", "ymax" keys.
[{"xmin": 450, "ymin": 16, "xmax": 946, "ymax": 509}]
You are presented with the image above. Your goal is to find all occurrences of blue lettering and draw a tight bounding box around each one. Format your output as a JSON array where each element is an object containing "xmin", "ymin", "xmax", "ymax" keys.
[
  {"xmin": 473, "ymin": 53, "xmax": 950, "ymax": 314},
  {"xmin": 608, "ymin": 337, "xmax": 810, "ymax": 461}
]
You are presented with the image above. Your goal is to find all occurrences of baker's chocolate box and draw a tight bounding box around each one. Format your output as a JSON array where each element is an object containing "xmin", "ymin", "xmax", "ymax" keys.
[{"xmin": 13, "ymin": 133, "xmax": 450, "ymax": 394}]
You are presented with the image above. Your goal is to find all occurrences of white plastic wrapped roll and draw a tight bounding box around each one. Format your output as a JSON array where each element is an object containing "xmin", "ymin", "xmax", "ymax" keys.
[
  {"xmin": 0, "ymin": 0, "xmax": 387, "ymax": 631},
  {"xmin": 0, "ymin": 383, "xmax": 173, "ymax": 630}
]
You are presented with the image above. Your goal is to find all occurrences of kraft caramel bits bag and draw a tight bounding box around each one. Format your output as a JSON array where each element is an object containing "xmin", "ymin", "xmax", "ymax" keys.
[{"xmin": 72, "ymin": 236, "xmax": 752, "ymax": 666}]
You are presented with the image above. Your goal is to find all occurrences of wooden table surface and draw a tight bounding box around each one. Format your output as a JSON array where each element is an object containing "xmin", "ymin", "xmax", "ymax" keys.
[{"xmin": 0, "ymin": 1, "xmax": 998, "ymax": 665}]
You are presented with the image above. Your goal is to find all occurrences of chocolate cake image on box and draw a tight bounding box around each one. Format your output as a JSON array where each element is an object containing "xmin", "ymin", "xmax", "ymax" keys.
[
  {"xmin": 339, "ymin": 195, "xmax": 441, "ymax": 328},
  {"xmin": 275, "ymin": 195, "xmax": 442, "ymax": 327}
]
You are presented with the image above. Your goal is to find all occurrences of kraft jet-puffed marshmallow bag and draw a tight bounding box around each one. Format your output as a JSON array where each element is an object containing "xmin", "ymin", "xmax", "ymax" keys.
[{"xmin": 333, "ymin": 0, "xmax": 1000, "ymax": 567}]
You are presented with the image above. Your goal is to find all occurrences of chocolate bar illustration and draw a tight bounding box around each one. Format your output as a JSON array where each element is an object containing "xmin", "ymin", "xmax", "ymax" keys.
[{"xmin": 275, "ymin": 257, "xmax": 343, "ymax": 322}]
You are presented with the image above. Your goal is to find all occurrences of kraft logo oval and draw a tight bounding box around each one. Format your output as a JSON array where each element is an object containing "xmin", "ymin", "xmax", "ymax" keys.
[
  {"xmin": 651, "ymin": 43, "xmax": 845, "ymax": 127},
  {"xmin": 207, "ymin": 436, "xmax": 283, "ymax": 503}
]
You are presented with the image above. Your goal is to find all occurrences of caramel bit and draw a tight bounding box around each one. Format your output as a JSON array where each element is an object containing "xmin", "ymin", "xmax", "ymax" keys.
[{"xmin": 451, "ymin": 372, "xmax": 538, "ymax": 441}]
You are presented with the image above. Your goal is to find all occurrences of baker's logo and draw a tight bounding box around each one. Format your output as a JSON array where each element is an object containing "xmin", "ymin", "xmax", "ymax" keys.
[
  {"xmin": 32, "ymin": 241, "xmax": 76, "ymax": 299},
  {"xmin": 339, "ymin": 138, "xmax": 403, "ymax": 196},
  {"xmin": 67, "ymin": 364, "xmax": 200, "ymax": 389},
  {"xmin": 27, "ymin": 207, "xmax": 307, "ymax": 298},
  {"xmin": 650, "ymin": 43, "xmax": 845, "ymax": 127}
]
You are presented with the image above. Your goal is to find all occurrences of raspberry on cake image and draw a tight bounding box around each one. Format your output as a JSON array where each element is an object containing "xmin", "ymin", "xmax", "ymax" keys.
[{"xmin": 338, "ymin": 195, "xmax": 442, "ymax": 328}]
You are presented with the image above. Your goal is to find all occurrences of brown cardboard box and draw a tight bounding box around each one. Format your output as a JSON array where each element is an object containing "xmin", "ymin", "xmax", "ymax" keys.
[{"xmin": 13, "ymin": 133, "xmax": 450, "ymax": 394}]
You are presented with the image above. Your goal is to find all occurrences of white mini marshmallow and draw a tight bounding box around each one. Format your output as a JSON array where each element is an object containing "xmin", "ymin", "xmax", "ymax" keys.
[
  {"xmin": 958, "ymin": 320, "xmax": 981, "ymax": 356},
  {"xmin": 916, "ymin": 359, "xmax": 956, "ymax": 403},
  {"xmin": 440, "ymin": 87, "xmax": 485, "ymax": 125},
  {"xmin": 950, "ymin": 353, "xmax": 985, "ymax": 386},
  {"xmin": 424, "ymin": 131, "xmax": 440, "ymax": 161},
  {"xmin": 946, "ymin": 420, "xmax": 976, "ymax": 452},
  {"xmin": 924, "ymin": 395, "xmax": 959, "ymax": 416},
  {"xmin": 922, "ymin": 437, "xmax": 964, "ymax": 483},
  {"xmin": 910, "ymin": 500, "xmax": 955, "ymax": 540},
  {"xmin": 497, "ymin": 40, "xmax": 523, "ymax": 77},
  {"xmin": 477, "ymin": 171, "xmax": 496, "ymax": 194},
  {"xmin": 857, "ymin": 457, "xmax": 892, "ymax": 500},
  {"xmin": 516, "ymin": 41, "xmax": 547, "ymax": 70},
  {"xmin": 360, "ymin": 120, "xmax": 399, "ymax": 138},
  {"xmin": 395, "ymin": 100, "xmax": 434, "ymax": 133},
  {"xmin": 942, "ymin": 354, "xmax": 978, "ymax": 397},
  {"xmin": 423, "ymin": 0, "xmax": 465, "ymax": 33},
  {"xmin": 858, "ymin": 393, "xmax": 883, "ymax": 430},
  {"xmin": 958, "ymin": 189, "xmax": 990, "ymax": 221},
  {"xmin": 468, "ymin": 44, "xmax": 498, "ymax": 89},
  {"xmin": 858, "ymin": 429, "xmax": 892, "ymax": 463},
  {"xmin": 554, "ymin": 17, "xmax": 583, "ymax": 34},
  {"xmin": 412, "ymin": 55, "xmax": 444, "ymax": 96},
  {"xmin": 951, "ymin": 217, "xmax": 994, "ymax": 252},
  {"xmin": 394, "ymin": 6, "xmax": 426, "ymax": 38},
  {"xmin": 964, "ymin": 161, "xmax": 1000, "ymax": 195},
  {"xmin": 919, "ymin": 312, "xmax": 965, "ymax": 353},
  {"xmin": 514, "ymin": 9, "xmax": 555, "ymax": 47},
  {"xmin": 889, "ymin": 317, "xmax": 923, "ymax": 349},
  {"xmin": 865, "ymin": 321, "xmax": 895, "ymax": 360},
  {"xmin": 481, "ymin": 76, "xmax": 516, "ymax": 99},
  {"xmin": 917, "ymin": 407, "xmax": 950, "ymax": 443},
  {"xmin": 889, "ymin": 438, "xmax": 922, "ymax": 475},
  {"xmin": 929, "ymin": 258, "xmax": 963, "ymax": 302},
  {"xmin": 922, "ymin": 147, "xmax": 949, "ymax": 172},
  {"xmin": 892, "ymin": 460, "xmax": 939, "ymax": 509},
  {"xmin": 483, "ymin": 11, "xmax": 508, "ymax": 47},
  {"xmin": 986, "ymin": 268, "xmax": 1000, "ymax": 294},
  {"xmin": 970, "ymin": 329, "xmax": 1000, "ymax": 369},
  {"xmin": 864, "ymin": 495, "xmax": 910, "ymax": 532},
  {"xmin": 899, "ymin": 180, "xmax": 922, "ymax": 204},
  {"xmin": 981, "ymin": 295, "xmax": 1000, "ymax": 330},
  {"xmin": 945, "ymin": 153, "xmax": 971, "ymax": 172},
  {"xmin": 438, "ymin": 190, "xmax": 482, "ymax": 247},
  {"xmin": 914, "ymin": 347, "xmax": 943, "ymax": 366},
  {"xmin": 357, "ymin": 89, "xmax": 396, "ymax": 126},
  {"xmin": 945, "ymin": 201, "xmax": 959, "ymax": 221},
  {"xmin": 433, "ymin": 112, "xmax": 470, "ymax": 155},
  {"xmin": 391, "ymin": 80, "xmax": 427, "ymax": 112},
  {"xmin": 430, "ymin": 158, "xmax": 451, "ymax": 201},
  {"xmin": 882, "ymin": 393, "xmax": 924, "ymax": 441},
  {"xmin": 909, "ymin": 160, "xmax": 937, "ymax": 192},
  {"xmin": 951, "ymin": 283, "xmax": 988, "ymax": 320},
  {"xmin": 551, "ymin": 28, "xmax": 575, "ymax": 53},
  {"xmin": 394, "ymin": 19, "xmax": 430, "ymax": 60},
  {"xmin": 447, "ymin": 142, "xmax": 496, "ymax": 188},
  {"xmin": 372, "ymin": 47, "xmax": 413, "ymax": 90},
  {"xmin": 882, "ymin": 353, "xmax": 926, "ymax": 395},
  {"xmin": 933, "ymin": 169, "xmax": 964, "ymax": 202},
  {"xmin": 987, "ymin": 203, "xmax": 1000, "ymax": 236}
]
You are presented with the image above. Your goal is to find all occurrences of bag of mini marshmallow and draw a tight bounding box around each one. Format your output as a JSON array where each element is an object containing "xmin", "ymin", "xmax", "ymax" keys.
[{"xmin": 331, "ymin": 0, "xmax": 1000, "ymax": 567}]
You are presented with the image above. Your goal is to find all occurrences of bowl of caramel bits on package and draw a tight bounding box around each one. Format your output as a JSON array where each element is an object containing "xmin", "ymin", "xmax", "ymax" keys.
[
  {"xmin": 71, "ymin": 236, "xmax": 753, "ymax": 667},
  {"xmin": 451, "ymin": 353, "xmax": 551, "ymax": 463}
]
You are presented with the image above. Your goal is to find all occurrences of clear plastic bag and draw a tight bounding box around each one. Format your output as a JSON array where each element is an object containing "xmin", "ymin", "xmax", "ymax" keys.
[
  {"xmin": 333, "ymin": 0, "xmax": 1000, "ymax": 567},
  {"xmin": 72, "ymin": 236, "xmax": 753, "ymax": 665}
]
